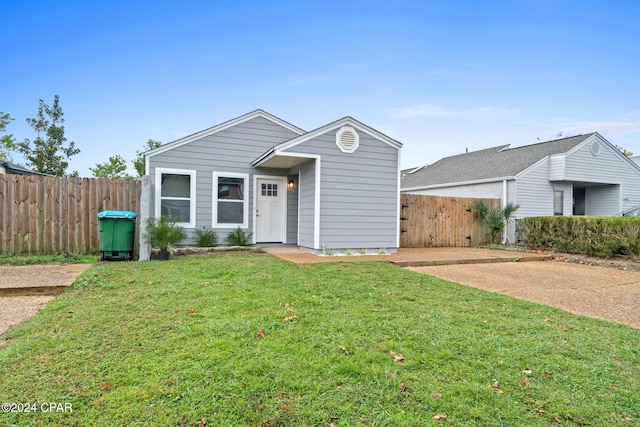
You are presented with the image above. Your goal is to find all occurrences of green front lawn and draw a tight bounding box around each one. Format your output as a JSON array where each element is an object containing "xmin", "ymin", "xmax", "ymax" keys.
[{"xmin": 1, "ymin": 252, "xmax": 638, "ymax": 426}]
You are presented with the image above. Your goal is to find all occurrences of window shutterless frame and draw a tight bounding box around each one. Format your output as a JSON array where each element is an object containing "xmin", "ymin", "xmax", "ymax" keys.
[
  {"xmin": 212, "ymin": 172, "xmax": 249, "ymax": 228},
  {"xmin": 154, "ymin": 168, "xmax": 196, "ymax": 228}
]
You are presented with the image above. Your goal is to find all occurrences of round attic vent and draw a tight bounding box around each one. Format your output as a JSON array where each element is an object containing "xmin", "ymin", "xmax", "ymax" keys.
[{"xmin": 591, "ymin": 140, "xmax": 600, "ymax": 156}]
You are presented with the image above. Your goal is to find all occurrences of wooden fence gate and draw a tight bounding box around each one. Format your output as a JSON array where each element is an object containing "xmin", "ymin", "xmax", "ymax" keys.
[
  {"xmin": 400, "ymin": 194, "xmax": 500, "ymax": 247},
  {"xmin": 0, "ymin": 174, "xmax": 141, "ymax": 255}
]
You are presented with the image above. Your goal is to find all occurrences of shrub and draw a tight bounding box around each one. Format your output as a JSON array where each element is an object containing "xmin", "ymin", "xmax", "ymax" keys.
[
  {"xmin": 195, "ymin": 228, "xmax": 218, "ymax": 247},
  {"xmin": 144, "ymin": 217, "xmax": 186, "ymax": 252},
  {"xmin": 519, "ymin": 216, "xmax": 640, "ymax": 257},
  {"xmin": 225, "ymin": 227, "xmax": 253, "ymax": 246}
]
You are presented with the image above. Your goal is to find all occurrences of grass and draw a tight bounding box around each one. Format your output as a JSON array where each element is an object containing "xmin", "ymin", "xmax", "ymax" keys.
[
  {"xmin": 0, "ymin": 253, "xmax": 97, "ymax": 265},
  {"xmin": 1, "ymin": 252, "xmax": 639, "ymax": 426}
]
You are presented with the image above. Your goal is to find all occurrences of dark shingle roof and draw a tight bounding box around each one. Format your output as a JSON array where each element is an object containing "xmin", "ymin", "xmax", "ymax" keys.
[
  {"xmin": 0, "ymin": 160, "xmax": 50, "ymax": 176},
  {"xmin": 401, "ymin": 133, "xmax": 595, "ymax": 189}
]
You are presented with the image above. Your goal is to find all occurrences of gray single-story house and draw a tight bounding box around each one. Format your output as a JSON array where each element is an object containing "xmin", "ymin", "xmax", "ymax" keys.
[
  {"xmin": 140, "ymin": 109, "xmax": 402, "ymax": 257},
  {"xmin": 401, "ymin": 133, "xmax": 640, "ymax": 241}
]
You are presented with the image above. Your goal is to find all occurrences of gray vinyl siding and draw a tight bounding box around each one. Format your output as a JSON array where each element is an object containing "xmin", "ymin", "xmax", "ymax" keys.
[
  {"xmin": 286, "ymin": 175, "xmax": 298, "ymax": 244},
  {"xmin": 147, "ymin": 116, "xmax": 299, "ymax": 244},
  {"xmin": 295, "ymin": 160, "xmax": 316, "ymax": 248},
  {"xmin": 282, "ymin": 129, "xmax": 399, "ymax": 250}
]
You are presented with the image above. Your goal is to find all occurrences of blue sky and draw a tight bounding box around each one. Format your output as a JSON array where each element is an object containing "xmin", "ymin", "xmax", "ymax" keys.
[{"xmin": 2, "ymin": 0, "xmax": 639, "ymax": 176}]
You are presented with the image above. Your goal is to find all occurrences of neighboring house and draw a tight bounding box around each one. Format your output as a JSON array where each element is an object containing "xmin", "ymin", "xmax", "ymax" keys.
[
  {"xmin": 142, "ymin": 109, "xmax": 402, "ymax": 256},
  {"xmin": 401, "ymin": 133, "xmax": 640, "ymax": 241},
  {"xmin": 0, "ymin": 160, "xmax": 49, "ymax": 176}
]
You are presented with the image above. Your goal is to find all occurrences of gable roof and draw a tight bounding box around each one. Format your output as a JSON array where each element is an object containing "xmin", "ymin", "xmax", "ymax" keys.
[
  {"xmin": 252, "ymin": 116, "xmax": 402, "ymax": 168},
  {"xmin": 145, "ymin": 109, "xmax": 306, "ymax": 158},
  {"xmin": 401, "ymin": 133, "xmax": 595, "ymax": 189}
]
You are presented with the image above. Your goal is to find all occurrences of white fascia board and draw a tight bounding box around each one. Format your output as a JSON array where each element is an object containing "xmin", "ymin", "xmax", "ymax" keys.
[
  {"xmin": 401, "ymin": 176, "xmax": 515, "ymax": 192},
  {"xmin": 146, "ymin": 110, "xmax": 305, "ymax": 159}
]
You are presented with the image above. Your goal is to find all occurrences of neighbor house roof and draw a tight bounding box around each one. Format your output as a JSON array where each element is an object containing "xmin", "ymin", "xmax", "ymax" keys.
[
  {"xmin": 0, "ymin": 159, "xmax": 50, "ymax": 176},
  {"xmin": 401, "ymin": 133, "xmax": 595, "ymax": 190}
]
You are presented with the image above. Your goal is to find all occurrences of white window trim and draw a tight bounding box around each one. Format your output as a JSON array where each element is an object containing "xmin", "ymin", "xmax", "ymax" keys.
[
  {"xmin": 213, "ymin": 171, "xmax": 249, "ymax": 228},
  {"xmin": 155, "ymin": 168, "xmax": 196, "ymax": 228}
]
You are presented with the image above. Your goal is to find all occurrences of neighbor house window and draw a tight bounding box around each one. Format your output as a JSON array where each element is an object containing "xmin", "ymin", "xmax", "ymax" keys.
[
  {"xmin": 554, "ymin": 190, "xmax": 564, "ymax": 216},
  {"xmin": 155, "ymin": 168, "xmax": 196, "ymax": 227},
  {"xmin": 213, "ymin": 172, "xmax": 248, "ymax": 227}
]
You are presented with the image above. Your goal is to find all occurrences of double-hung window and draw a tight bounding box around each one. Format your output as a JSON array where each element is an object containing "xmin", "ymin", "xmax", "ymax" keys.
[
  {"xmin": 213, "ymin": 172, "xmax": 248, "ymax": 227},
  {"xmin": 155, "ymin": 168, "xmax": 196, "ymax": 227}
]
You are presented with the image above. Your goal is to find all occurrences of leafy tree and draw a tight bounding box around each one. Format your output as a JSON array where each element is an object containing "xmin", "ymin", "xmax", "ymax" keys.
[
  {"xmin": 90, "ymin": 155, "xmax": 132, "ymax": 179},
  {"xmin": 133, "ymin": 139, "xmax": 161, "ymax": 176},
  {"xmin": 0, "ymin": 112, "xmax": 15, "ymax": 160},
  {"xmin": 9, "ymin": 95, "xmax": 80, "ymax": 176},
  {"xmin": 615, "ymin": 145, "xmax": 634, "ymax": 157}
]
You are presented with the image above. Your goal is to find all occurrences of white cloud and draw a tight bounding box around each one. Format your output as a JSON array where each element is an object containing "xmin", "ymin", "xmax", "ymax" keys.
[
  {"xmin": 561, "ymin": 121, "xmax": 640, "ymax": 136},
  {"xmin": 390, "ymin": 104, "xmax": 520, "ymax": 119},
  {"xmin": 288, "ymin": 76, "xmax": 330, "ymax": 86}
]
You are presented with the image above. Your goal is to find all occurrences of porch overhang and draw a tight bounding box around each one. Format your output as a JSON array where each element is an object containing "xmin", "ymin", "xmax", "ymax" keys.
[{"xmin": 252, "ymin": 150, "xmax": 316, "ymax": 169}]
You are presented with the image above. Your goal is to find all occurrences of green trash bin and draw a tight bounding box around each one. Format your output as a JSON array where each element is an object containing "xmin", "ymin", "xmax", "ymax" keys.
[{"xmin": 98, "ymin": 210, "xmax": 137, "ymax": 261}]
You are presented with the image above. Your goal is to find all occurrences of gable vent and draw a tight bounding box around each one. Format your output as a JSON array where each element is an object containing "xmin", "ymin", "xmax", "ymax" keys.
[{"xmin": 336, "ymin": 126, "xmax": 359, "ymax": 153}]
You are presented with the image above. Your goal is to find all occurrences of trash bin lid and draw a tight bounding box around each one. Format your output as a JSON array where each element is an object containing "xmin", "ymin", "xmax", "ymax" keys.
[{"xmin": 97, "ymin": 210, "xmax": 138, "ymax": 219}]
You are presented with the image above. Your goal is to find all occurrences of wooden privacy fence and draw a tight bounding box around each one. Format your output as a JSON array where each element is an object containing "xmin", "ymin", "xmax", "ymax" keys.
[
  {"xmin": 400, "ymin": 194, "xmax": 501, "ymax": 247},
  {"xmin": 0, "ymin": 174, "xmax": 141, "ymax": 255}
]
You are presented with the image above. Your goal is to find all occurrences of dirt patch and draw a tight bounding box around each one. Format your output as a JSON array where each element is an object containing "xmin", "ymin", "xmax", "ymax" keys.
[
  {"xmin": 550, "ymin": 252, "xmax": 640, "ymax": 272},
  {"xmin": 0, "ymin": 264, "xmax": 91, "ymax": 348}
]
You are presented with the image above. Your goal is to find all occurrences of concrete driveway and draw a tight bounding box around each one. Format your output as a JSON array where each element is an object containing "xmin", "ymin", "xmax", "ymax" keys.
[
  {"xmin": 262, "ymin": 246, "xmax": 640, "ymax": 329},
  {"xmin": 408, "ymin": 261, "xmax": 640, "ymax": 329}
]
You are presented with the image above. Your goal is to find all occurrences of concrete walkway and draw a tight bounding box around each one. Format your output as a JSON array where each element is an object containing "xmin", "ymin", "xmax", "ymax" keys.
[{"xmin": 261, "ymin": 246, "xmax": 549, "ymax": 266}]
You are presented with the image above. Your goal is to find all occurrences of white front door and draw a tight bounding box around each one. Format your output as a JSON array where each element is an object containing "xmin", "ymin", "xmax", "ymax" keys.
[{"xmin": 256, "ymin": 178, "xmax": 284, "ymax": 242}]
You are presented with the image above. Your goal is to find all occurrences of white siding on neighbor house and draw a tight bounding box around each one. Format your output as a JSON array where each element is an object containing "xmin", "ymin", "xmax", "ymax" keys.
[
  {"xmin": 515, "ymin": 158, "xmax": 556, "ymax": 217},
  {"xmin": 282, "ymin": 129, "xmax": 399, "ymax": 250},
  {"xmin": 548, "ymin": 154, "xmax": 566, "ymax": 181},
  {"xmin": 147, "ymin": 116, "xmax": 300, "ymax": 244},
  {"xmin": 404, "ymin": 180, "xmax": 505, "ymax": 200},
  {"xmin": 586, "ymin": 185, "xmax": 620, "ymax": 216},
  {"xmin": 563, "ymin": 136, "xmax": 640, "ymax": 212}
]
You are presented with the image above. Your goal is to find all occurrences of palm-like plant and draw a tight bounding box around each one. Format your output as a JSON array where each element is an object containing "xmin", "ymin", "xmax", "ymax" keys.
[
  {"xmin": 144, "ymin": 216, "xmax": 186, "ymax": 254},
  {"xmin": 474, "ymin": 200, "xmax": 520, "ymax": 243}
]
